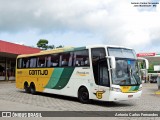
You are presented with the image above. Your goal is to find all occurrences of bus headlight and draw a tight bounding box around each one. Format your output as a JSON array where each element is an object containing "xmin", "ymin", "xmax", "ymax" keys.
[
  {"xmin": 110, "ymin": 87, "xmax": 122, "ymax": 92},
  {"xmin": 138, "ymin": 86, "xmax": 142, "ymax": 91}
]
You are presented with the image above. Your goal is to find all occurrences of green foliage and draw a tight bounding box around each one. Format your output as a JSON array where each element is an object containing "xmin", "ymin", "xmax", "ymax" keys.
[
  {"xmin": 48, "ymin": 45, "xmax": 55, "ymax": 49},
  {"xmin": 37, "ymin": 39, "xmax": 49, "ymax": 50},
  {"xmin": 56, "ymin": 45, "xmax": 64, "ymax": 48},
  {"xmin": 37, "ymin": 39, "xmax": 63, "ymax": 50}
]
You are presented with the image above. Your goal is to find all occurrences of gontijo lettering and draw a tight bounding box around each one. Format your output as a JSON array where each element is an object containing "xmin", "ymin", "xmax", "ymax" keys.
[{"xmin": 29, "ymin": 70, "xmax": 48, "ymax": 75}]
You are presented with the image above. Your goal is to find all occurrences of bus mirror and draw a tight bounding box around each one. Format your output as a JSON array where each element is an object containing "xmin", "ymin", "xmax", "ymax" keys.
[
  {"xmin": 137, "ymin": 57, "xmax": 149, "ymax": 69},
  {"xmin": 106, "ymin": 56, "xmax": 116, "ymax": 69}
]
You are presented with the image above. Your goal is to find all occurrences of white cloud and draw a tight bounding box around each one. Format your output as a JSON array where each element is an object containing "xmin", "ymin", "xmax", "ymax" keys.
[{"xmin": 0, "ymin": 0, "xmax": 160, "ymax": 52}]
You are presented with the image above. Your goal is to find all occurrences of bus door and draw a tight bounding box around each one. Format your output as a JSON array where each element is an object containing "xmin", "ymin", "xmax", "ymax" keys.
[
  {"xmin": 96, "ymin": 59, "xmax": 110, "ymax": 99},
  {"xmin": 91, "ymin": 48, "xmax": 110, "ymax": 100}
]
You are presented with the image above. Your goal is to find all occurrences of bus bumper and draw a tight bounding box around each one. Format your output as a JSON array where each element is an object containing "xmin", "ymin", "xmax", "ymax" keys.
[{"xmin": 109, "ymin": 90, "xmax": 142, "ymax": 101}]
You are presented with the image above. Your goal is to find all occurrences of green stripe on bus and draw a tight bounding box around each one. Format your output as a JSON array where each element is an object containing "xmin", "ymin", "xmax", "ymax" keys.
[
  {"xmin": 63, "ymin": 47, "xmax": 86, "ymax": 52},
  {"xmin": 45, "ymin": 68, "xmax": 64, "ymax": 89},
  {"xmin": 52, "ymin": 68, "xmax": 75, "ymax": 89},
  {"xmin": 74, "ymin": 47, "xmax": 86, "ymax": 51},
  {"xmin": 129, "ymin": 86, "xmax": 139, "ymax": 91}
]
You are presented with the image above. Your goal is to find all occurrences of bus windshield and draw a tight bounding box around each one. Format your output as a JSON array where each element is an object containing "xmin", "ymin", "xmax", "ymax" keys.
[
  {"xmin": 111, "ymin": 59, "xmax": 141, "ymax": 85},
  {"xmin": 108, "ymin": 48, "xmax": 141, "ymax": 86}
]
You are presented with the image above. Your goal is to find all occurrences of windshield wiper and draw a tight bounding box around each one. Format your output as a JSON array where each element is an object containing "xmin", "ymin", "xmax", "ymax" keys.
[{"xmin": 133, "ymin": 72, "xmax": 141, "ymax": 85}]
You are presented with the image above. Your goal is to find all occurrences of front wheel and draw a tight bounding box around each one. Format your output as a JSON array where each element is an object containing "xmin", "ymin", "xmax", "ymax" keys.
[{"xmin": 78, "ymin": 87, "xmax": 90, "ymax": 104}]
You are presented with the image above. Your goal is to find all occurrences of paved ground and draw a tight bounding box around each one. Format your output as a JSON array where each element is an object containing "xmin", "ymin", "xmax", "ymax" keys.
[{"xmin": 0, "ymin": 81, "xmax": 159, "ymax": 120}]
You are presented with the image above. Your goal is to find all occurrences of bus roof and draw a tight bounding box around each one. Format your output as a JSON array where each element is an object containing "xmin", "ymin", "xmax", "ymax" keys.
[
  {"xmin": 86, "ymin": 44, "xmax": 133, "ymax": 49},
  {"xmin": 17, "ymin": 46, "xmax": 86, "ymax": 58},
  {"xmin": 17, "ymin": 45, "xmax": 133, "ymax": 58}
]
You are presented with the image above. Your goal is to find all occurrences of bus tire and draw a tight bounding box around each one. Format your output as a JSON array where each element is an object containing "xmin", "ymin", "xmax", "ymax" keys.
[
  {"xmin": 30, "ymin": 83, "xmax": 36, "ymax": 95},
  {"xmin": 78, "ymin": 87, "xmax": 90, "ymax": 104},
  {"xmin": 24, "ymin": 82, "xmax": 30, "ymax": 93}
]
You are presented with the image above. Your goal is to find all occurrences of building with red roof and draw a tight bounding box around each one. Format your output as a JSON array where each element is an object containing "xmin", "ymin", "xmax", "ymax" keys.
[{"xmin": 0, "ymin": 40, "xmax": 41, "ymax": 81}]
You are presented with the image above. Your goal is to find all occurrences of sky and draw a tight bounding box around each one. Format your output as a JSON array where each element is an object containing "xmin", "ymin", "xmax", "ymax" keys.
[{"xmin": 0, "ymin": 0, "xmax": 160, "ymax": 53}]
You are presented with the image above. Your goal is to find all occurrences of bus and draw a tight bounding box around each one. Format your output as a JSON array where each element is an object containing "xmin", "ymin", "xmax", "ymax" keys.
[
  {"xmin": 137, "ymin": 57, "xmax": 149, "ymax": 82},
  {"xmin": 16, "ymin": 45, "xmax": 148, "ymax": 103}
]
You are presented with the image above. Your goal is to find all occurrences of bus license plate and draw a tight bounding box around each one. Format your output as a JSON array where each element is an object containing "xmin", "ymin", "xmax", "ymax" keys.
[{"xmin": 128, "ymin": 95, "xmax": 133, "ymax": 98}]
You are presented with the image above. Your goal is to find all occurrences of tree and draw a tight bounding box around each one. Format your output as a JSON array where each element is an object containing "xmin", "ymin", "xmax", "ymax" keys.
[
  {"xmin": 37, "ymin": 39, "xmax": 48, "ymax": 50},
  {"xmin": 56, "ymin": 45, "xmax": 64, "ymax": 48},
  {"xmin": 37, "ymin": 39, "xmax": 64, "ymax": 50},
  {"xmin": 48, "ymin": 45, "xmax": 55, "ymax": 49}
]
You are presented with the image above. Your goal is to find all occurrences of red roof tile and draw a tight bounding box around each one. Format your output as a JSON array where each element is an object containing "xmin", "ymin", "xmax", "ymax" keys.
[{"xmin": 0, "ymin": 40, "xmax": 40, "ymax": 55}]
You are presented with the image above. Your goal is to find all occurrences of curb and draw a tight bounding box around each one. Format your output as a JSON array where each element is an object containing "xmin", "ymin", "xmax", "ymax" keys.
[{"xmin": 0, "ymin": 81, "xmax": 15, "ymax": 84}]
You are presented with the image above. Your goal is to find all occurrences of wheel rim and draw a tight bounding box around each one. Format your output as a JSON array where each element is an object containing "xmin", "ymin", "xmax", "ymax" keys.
[
  {"xmin": 24, "ymin": 85, "xmax": 28, "ymax": 92},
  {"xmin": 30, "ymin": 87, "xmax": 35, "ymax": 93},
  {"xmin": 31, "ymin": 88, "xmax": 33, "ymax": 93},
  {"xmin": 81, "ymin": 91, "xmax": 88, "ymax": 101}
]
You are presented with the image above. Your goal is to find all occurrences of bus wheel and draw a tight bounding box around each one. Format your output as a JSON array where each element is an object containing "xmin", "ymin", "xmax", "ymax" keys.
[
  {"xmin": 78, "ymin": 87, "xmax": 90, "ymax": 104},
  {"xmin": 24, "ymin": 82, "xmax": 30, "ymax": 93},
  {"xmin": 30, "ymin": 83, "xmax": 36, "ymax": 95}
]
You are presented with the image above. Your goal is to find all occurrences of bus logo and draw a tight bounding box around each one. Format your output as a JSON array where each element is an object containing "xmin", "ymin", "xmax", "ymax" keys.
[
  {"xmin": 76, "ymin": 71, "xmax": 89, "ymax": 76},
  {"xmin": 95, "ymin": 91, "xmax": 105, "ymax": 99}
]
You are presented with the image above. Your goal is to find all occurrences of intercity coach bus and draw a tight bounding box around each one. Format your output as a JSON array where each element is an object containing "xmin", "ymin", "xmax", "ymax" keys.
[{"xmin": 16, "ymin": 45, "xmax": 148, "ymax": 103}]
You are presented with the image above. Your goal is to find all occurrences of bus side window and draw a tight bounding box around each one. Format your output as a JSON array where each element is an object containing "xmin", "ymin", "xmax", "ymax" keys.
[
  {"xmin": 22, "ymin": 58, "xmax": 29, "ymax": 68},
  {"xmin": 47, "ymin": 56, "xmax": 58, "ymax": 67},
  {"xmin": 62, "ymin": 59, "xmax": 68, "ymax": 66},
  {"xmin": 17, "ymin": 58, "xmax": 22, "ymax": 69},
  {"xmin": 26, "ymin": 60, "xmax": 30, "ymax": 68},
  {"xmin": 75, "ymin": 60, "xmax": 80, "ymax": 66},
  {"xmin": 22, "ymin": 59, "xmax": 25, "ymax": 68},
  {"xmin": 37, "ymin": 56, "xmax": 46, "ymax": 67},
  {"xmin": 47, "ymin": 54, "xmax": 59, "ymax": 67},
  {"xmin": 47, "ymin": 56, "xmax": 52, "ymax": 67},
  {"xmin": 73, "ymin": 50, "xmax": 89, "ymax": 67},
  {"xmin": 30, "ymin": 58, "xmax": 37, "ymax": 68},
  {"xmin": 61, "ymin": 53, "xmax": 70, "ymax": 67},
  {"xmin": 84, "ymin": 58, "xmax": 89, "ymax": 66},
  {"xmin": 68, "ymin": 52, "xmax": 73, "ymax": 67}
]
